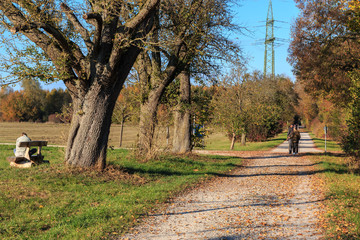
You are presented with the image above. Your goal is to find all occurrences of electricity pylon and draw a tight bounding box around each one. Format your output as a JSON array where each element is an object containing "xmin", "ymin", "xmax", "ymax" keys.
[{"xmin": 264, "ymin": 0, "xmax": 275, "ymax": 80}]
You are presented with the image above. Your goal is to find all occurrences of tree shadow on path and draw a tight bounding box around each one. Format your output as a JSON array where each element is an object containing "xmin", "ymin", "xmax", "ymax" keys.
[{"xmin": 149, "ymin": 198, "xmax": 326, "ymax": 217}]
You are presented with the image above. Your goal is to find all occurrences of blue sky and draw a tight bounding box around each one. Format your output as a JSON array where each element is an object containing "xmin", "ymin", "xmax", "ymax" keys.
[
  {"xmin": 232, "ymin": 0, "xmax": 299, "ymax": 80},
  {"xmin": 9, "ymin": 0, "xmax": 300, "ymax": 90}
]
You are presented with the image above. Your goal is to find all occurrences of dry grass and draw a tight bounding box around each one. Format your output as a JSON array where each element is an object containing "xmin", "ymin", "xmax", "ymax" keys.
[
  {"xmin": 0, "ymin": 122, "xmax": 139, "ymax": 147},
  {"xmin": 307, "ymin": 153, "xmax": 360, "ymax": 238},
  {"xmin": 0, "ymin": 122, "xmax": 285, "ymax": 151}
]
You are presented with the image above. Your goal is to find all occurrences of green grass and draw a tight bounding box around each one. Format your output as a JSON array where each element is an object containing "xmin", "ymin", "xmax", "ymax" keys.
[
  {"xmin": 307, "ymin": 153, "xmax": 360, "ymax": 239},
  {"xmin": 200, "ymin": 132, "xmax": 287, "ymax": 151},
  {"xmin": 309, "ymin": 132, "xmax": 343, "ymax": 152},
  {"xmin": 0, "ymin": 145, "xmax": 242, "ymax": 239}
]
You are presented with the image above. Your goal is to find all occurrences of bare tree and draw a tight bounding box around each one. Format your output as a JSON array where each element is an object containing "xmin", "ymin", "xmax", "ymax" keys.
[
  {"xmin": 0, "ymin": 0, "xmax": 159, "ymax": 170},
  {"xmin": 136, "ymin": 0, "xmax": 242, "ymax": 156}
]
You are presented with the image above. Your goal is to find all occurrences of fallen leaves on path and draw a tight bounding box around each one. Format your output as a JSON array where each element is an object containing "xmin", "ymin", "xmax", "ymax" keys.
[{"xmin": 121, "ymin": 151, "xmax": 325, "ymax": 240}]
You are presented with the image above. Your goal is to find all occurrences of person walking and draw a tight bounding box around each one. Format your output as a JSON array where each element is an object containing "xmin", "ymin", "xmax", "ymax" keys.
[
  {"xmin": 290, "ymin": 125, "xmax": 301, "ymax": 154},
  {"xmin": 287, "ymin": 124, "xmax": 294, "ymax": 154}
]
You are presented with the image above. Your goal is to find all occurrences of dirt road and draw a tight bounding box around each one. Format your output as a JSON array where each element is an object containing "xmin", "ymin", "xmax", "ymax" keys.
[{"xmin": 121, "ymin": 133, "xmax": 324, "ymax": 239}]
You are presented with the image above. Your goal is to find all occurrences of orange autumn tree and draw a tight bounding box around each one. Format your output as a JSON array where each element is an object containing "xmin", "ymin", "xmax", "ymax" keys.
[
  {"xmin": 0, "ymin": 91, "xmax": 42, "ymax": 121},
  {"xmin": 290, "ymin": 0, "xmax": 360, "ymax": 166},
  {"xmin": 289, "ymin": 0, "xmax": 360, "ymax": 104},
  {"xmin": 346, "ymin": 0, "xmax": 360, "ymax": 33},
  {"xmin": 340, "ymin": 0, "xmax": 360, "ymax": 165}
]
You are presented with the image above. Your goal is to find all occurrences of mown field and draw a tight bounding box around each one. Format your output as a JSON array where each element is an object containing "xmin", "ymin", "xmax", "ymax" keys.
[
  {"xmin": 0, "ymin": 122, "xmax": 286, "ymax": 151},
  {"xmin": 0, "ymin": 122, "xmax": 139, "ymax": 148}
]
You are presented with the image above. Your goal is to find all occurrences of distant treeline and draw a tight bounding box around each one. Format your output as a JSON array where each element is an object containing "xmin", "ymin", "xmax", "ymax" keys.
[
  {"xmin": 0, "ymin": 72, "xmax": 299, "ymax": 147},
  {"xmin": 0, "ymin": 79, "xmax": 71, "ymax": 123},
  {"xmin": 111, "ymin": 71, "xmax": 298, "ymax": 145}
]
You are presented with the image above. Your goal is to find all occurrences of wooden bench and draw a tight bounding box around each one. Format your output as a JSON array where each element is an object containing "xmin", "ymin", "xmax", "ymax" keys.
[{"xmin": 7, "ymin": 141, "xmax": 48, "ymax": 168}]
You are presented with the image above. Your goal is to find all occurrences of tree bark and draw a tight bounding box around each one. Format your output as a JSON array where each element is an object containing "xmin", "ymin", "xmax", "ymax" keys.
[
  {"xmin": 230, "ymin": 132, "xmax": 236, "ymax": 150},
  {"xmin": 172, "ymin": 69, "xmax": 191, "ymax": 153},
  {"xmin": 138, "ymin": 87, "xmax": 162, "ymax": 154},
  {"xmin": 136, "ymin": 43, "xmax": 179, "ymax": 155},
  {"xmin": 64, "ymin": 72, "xmax": 127, "ymax": 170},
  {"xmin": 65, "ymin": 91, "xmax": 112, "ymax": 170},
  {"xmin": 119, "ymin": 119, "xmax": 125, "ymax": 147},
  {"xmin": 166, "ymin": 125, "xmax": 170, "ymax": 147},
  {"xmin": 241, "ymin": 132, "xmax": 246, "ymax": 146}
]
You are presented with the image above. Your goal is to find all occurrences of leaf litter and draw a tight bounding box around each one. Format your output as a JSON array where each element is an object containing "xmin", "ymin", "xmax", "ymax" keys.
[{"xmin": 121, "ymin": 151, "xmax": 324, "ymax": 239}]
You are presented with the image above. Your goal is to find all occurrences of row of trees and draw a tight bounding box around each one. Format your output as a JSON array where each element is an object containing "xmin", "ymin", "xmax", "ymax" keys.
[
  {"xmin": 0, "ymin": 79, "xmax": 71, "ymax": 122},
  {"xmin": 289, "ymin": 0, "xmax": 360, "ymax": 166},
  {"xmin": 0, "ymin": 0, "xmax": 298, "ymax": 170},
  {"xmin": 211, "ymin": 69, "xmax": 297, "ymax": 149},
  {"xmin": 0, "ymin": 68, "xmax": 298, "ymax": 152},
  {"xmin": 110, "ymin": 68, "xmax": 298, "ymax": 151},
  {"xmin": 0, "ymin": 0, "xmax": 243, "ymax": 170}
]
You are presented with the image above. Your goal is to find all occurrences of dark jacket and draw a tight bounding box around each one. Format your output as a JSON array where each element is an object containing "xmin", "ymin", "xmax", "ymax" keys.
[{"xmin": 290, "ymin": 130, "xmax": 301, "ymax": 143}]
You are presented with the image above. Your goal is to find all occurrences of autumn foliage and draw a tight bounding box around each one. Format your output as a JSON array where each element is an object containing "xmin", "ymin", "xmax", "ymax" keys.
[
  {"xmin": 0, "ymin": 86, "xmax": 71, "ymax": 122},
  {"xmin": 290, "ymin": 0, "xmax": 360, "ymax": 164},
  {"xmin": 211, "ymin": 68, "xmax": 298, "ymax": 147}
]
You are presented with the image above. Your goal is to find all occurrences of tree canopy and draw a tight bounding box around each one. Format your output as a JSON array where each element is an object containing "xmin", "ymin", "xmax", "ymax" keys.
[
  {"xmin": 0, "ymin": 0, "xmax": 160, "ymax": 170},
  {"xmin": 288, "ymin": 0, "xmax": 360, "ymax": 104},
  {"xmin": 290, "ymin": 0, "xmax": 360, "ymax": 165}
]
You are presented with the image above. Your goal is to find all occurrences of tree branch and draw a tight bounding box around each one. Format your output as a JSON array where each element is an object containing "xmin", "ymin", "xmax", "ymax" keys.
[
  {"xmin": 0, "ymin": 2, "xmax": 52, "ymax": 52},
  {"xmin": 0, "ymin": 1, "xmax": 81, "ymax": 92},
  {"xmin": 60, "ymin": 3, "xmax": 93, "ymax": 52},
  {"xmin": 125, "ymin": 0, "xmax": 159, "ymax": 30},
  {"xmin": 83, "ymin": 13, "xmax": 103, "ymax": 56},
  {"xmin": 12, "ymin": 21, "xmax": 85, "ymax": 64}
]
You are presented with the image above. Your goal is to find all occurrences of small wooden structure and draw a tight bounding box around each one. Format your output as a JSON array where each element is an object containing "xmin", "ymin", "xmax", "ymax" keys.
[{"xmin": 7, "ymin": 141, "xmax": 48, "ymax": 168}]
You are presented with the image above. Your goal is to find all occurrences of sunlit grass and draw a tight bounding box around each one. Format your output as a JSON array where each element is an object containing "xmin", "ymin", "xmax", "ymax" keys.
[
  {"xmin": 307, "ymin": 153, "xmax": 360, "ymax": 239},
  {"xmin": 309, "ymin": 132, "xmax": 343, "ymax": 152},
  {"xmin": 0, "ymin": 145, "xmax": 242, "ymax": 239},
  {"xmin": 201, "ymin": 132, "xmax": 287, "ymax": 151}
]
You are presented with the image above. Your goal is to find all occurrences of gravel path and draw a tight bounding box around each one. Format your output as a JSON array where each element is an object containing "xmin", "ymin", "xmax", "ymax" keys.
[
  {"xmin": 271, "ymin": 132, "xmax": 323, "ymax": 154},
  {"xmin": 121, "ymin": 133, "xmax": 324, "ymax": 239}
]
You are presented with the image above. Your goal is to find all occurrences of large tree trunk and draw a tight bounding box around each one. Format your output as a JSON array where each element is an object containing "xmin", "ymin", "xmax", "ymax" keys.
[
  {"xmin": 241, "ymin": 132, "xmax": 246, "ymax": 146},
  {"xmin": 138, "ymin": 89, "xmax": 162, "ymax": 154},
  {"xmin": 230, "ymin": 132, "xmax": 236, "ymax": 150},
  {"xmin": 172, "ymin": 70, "xmax": 191, "ymax": 153},
  {"xmin": 65, "ymin": 83, "xmax": 119, "ymax": 170},
  {"xmin": 136, "ymin": 46, "xmax": 178, "ymax": 155},
  {"xmin": 65, "ymin": 47, "xmax": 141, "ymax": 170}
]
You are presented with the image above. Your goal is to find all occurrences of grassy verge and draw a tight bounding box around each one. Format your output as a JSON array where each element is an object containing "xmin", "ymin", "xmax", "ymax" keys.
[
  {"xmin": 306, "ymin": 153, "xmax": 360, "ymax": 238},
  {"xmin": 308, "ymin": 132, "xmax": 343, "ymax": 152},
  {"xmin": 200, "ymin": 132, "xmax": 287, "ymax": 151},
  {"xmin": 0, "ymin": 145, "xmax": 242, "ymax": 239}
]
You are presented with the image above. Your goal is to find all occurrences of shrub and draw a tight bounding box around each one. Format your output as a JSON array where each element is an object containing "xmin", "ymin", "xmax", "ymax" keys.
[
  {"xmin": 341, "ymin": 71, "xmax": 360, "ymax": 169},
  {"xmin": 48, "ymin": 113, "xmax": 63, "ymax": 123}
]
